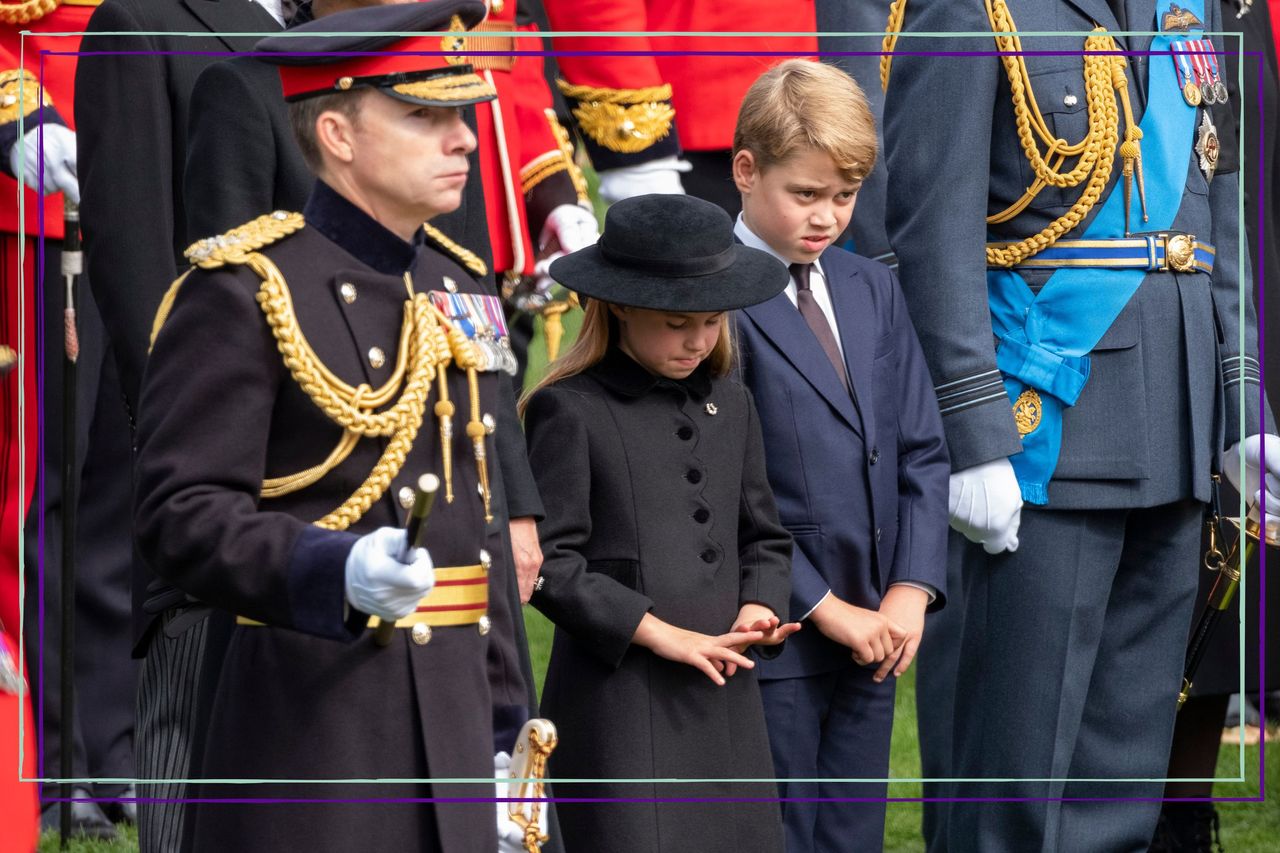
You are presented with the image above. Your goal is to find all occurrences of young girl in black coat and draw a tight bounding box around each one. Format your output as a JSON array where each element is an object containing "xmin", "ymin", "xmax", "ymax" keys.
[{"xmin": 521, "ymin": 195, "xmax": 800, "ymax": 853}]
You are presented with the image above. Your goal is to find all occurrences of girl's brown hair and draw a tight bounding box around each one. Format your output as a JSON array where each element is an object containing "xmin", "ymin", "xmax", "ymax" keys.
[{"xmin": 518, "ymin": 299, "xmax": 735, "ymax": 416}]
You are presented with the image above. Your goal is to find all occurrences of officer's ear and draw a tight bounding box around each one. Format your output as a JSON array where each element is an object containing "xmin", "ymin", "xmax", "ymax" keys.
[
  {"xmin": 315, "ymin": 107, "xmax": 359, "ymax": 165},
  {"xmin": 732, "ymin": 149, "xmax": 759, "ymax": 194}
]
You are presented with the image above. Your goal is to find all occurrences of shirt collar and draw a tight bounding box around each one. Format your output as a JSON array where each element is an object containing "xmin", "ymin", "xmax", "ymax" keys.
[
  {"xmin": 589, "ymin": 345, "xmax": 713, "ymax": 401},
  {"xmin": 733, "ymin": 214, "xmax": 825, "ymax": 281},
  {"xmin": 303, "ymin": 180, "xmax": 425, "ymax": 277}
]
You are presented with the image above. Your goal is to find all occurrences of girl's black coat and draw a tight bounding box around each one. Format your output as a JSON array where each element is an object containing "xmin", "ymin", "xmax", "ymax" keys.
[{"xmin": 526, "ymin": 348, "xmax": 791, "ymax": 853}]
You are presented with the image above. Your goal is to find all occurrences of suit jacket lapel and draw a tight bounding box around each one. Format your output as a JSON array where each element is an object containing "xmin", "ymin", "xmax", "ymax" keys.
[
  {"xmin": 741, "ymin": 291, "xmax": 863, "ymax": 437},
  {"xmin": 182, "ymin": 0, "xmax": 282, "ymax": 53},
  {"xmin": 823, "ymin": 252, "xmax": 872, "ymax": 444}
]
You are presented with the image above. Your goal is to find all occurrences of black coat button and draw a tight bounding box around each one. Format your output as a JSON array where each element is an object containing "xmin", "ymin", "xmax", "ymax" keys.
[
  {"xmin": 700, "ymin": 549, "xmax": 717, "ymax": 563},
  {"xmin": 686, "ymin": 469, "xmax": 703, "ymax": 484},
  {"xmin": 869, "ymin": 448, "xmax": 880, "ymax": 465},
  {"xmin": 677, "ymin": 425, "xmax": 694, "ymax": 440},
  {"xmin": 693, "ymin": 507, "xmax": 710, "ymax": 523}
]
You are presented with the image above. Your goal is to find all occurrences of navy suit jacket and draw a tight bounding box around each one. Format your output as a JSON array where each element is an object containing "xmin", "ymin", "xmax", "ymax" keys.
[{"xmin": 736, "ymin": 247, "xmax": 950, "ymax": 679}]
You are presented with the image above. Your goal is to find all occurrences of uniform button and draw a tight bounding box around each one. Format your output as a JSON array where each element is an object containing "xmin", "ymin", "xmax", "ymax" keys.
[
  {"xmin": 875, "ymin": 527, "xmax": 882, "ymax": 542},
  {"xmin": 442, "ymin": 275, "xmax": 458, "ymax": 293},
  {"xmin": 699, "ymin": 549, "xmax": 717, "ymax": 564},
  {"xmin": 477, "ymin": 614, "xmax": 491, "ymax": 636},
  {"xmin": 411, "ymin": 623, "xmax": 432, "ymax": 645},
  {"xmin": 869, "ymin": 448, "xmax": 880, "ymax": 465},
  {"xmin": 368, "ymin": 346, "xmax": 386, "ymax": 369},
  {"xmin": 479, "ymin": 549, "xmax": 492, "ymax": 571},
  {"xmin": 686, "ymin": 469, "xmax": 703, "ymax": 484},
  {"xmin": 676, "ymin": 426, "xmax": 694, "ymax": 441},
  {"xmin": 482, "ymin": 413, "xmax": 497, "ymax": 434},
  {"xmin": 1063, "ymin": 93, "xmax": 1078, "ymax": 107},
  {"xmin": 398, "ymin": 486, "xmax": 415, "ymax": 509},
  {"xmin": 339, "ymin": 282, "xmax": 357, "ymax": 304},
  {"xmin": 693, "ymin": 507, "xmax": 710, "ymax": 524}
]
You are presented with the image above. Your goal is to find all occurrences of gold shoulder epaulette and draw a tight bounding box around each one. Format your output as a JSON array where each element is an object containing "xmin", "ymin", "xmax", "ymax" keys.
[
  {"xmin": 0, "ymin": 69, "xmax": 51, "ymax": 125},
  {"xmin": 422, "ymin": 222, "xmax": 487, "ymax": 277},
  {"xmin": 556, "ymin": 80, "xmax": 675, "ymax": 154},
  {"xmin": 152, "ymin": 211, "xmax": 304, "ymax": 352},
  {"xmin": 183, "ymin": 211, "xmax": 305, "ymax": 270}
]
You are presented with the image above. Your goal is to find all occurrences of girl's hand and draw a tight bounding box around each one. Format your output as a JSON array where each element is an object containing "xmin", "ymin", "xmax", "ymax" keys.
[
  {"xmin": 632, "ymin": 613, "xmax": 764, "ymax": 686},
  {"xmin": 724, "ymin": 603, "xmax": 802, "ymax": 675}
]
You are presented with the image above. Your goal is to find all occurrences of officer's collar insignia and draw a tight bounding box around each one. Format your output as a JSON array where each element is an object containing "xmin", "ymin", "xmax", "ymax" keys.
[
  {"xmin": 1162, "ymin": 4, "xmax": 1203, "ymax": 31},
  {"xmin": 444, "ymin": 14, "xmax": 467, "ymax": 65}
]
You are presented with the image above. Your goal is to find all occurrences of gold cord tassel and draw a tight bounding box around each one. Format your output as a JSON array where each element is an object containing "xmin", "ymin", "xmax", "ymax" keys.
[
  {"xmin": 435, "ymin": 371, "xmax": 455, "ymax": 503},
  {"xmin": 464, "ymin": 367, "xmax": 493, "ymax": 523}
]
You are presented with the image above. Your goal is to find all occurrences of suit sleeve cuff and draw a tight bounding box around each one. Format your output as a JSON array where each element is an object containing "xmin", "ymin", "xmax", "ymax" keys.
[
  {"xmin": 288, "ymin": 526, "xmax": 363, "ymax": 641},
  {"xmin": 799, "ymin": 589, "xmax": 832, "ymax": 622},
  {"xmin": 889, "ymin": 580, "xmax": 937, "ymax": 604}
]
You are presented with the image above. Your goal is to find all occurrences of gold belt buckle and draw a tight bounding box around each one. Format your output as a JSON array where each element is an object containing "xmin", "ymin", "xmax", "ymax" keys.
[{"xmin": 1164, "ymin": 234, "xmax": 1197, "ymax": 273}]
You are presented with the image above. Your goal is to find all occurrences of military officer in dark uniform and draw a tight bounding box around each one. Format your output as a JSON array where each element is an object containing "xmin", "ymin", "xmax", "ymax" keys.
[
  {"xmin": 133, "ymin": 3, "xmax": 513, "ymax": 849},
  {"xmin": 883, "ymin": 1, "xmax": 1278, "ymax": 851}
]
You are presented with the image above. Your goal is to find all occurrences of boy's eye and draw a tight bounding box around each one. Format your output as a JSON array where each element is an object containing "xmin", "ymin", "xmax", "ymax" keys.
[
  {"xmin": 705, "ymin": 315, "xmax": 723, "ymax": 327},
  {"xmin": 795, "ymin": 190, "xmax": 815, "ymax": 199},
  {"xmin": 837, "ymin": 191, "xmax": 857, "ymax": 202},
  {"xmin": 666, "ymin": 321, "xmax": 688, "ymax": 330}
]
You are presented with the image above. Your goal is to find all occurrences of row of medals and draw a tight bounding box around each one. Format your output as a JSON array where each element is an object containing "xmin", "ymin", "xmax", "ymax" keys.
[
  {"xmin": 1172, "ymin": 40, "xmax": 1223, "ymax": 182},
  {"xmin": 478, "ymin": 333, "xmax": 519, "ymax": 376}
]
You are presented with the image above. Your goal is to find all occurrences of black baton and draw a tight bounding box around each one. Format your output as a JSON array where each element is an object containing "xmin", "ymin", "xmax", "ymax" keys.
[{"xmin": 375, "ymin": 474, "xmax": 440, "ymax": 647}]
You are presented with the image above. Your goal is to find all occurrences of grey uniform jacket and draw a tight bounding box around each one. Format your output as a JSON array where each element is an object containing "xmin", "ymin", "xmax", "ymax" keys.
[{"xmin": 884, "ymin": 0, "xmax": 1271, "ymax": 510}]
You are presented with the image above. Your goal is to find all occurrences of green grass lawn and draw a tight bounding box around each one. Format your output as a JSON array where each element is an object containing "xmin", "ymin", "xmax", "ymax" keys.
[{"xmin": 37, "ymin": 612, "xmax": 1278, "ymax": 851}]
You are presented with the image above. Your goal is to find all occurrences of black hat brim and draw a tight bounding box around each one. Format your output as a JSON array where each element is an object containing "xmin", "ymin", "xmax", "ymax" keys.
[{"xmin": 549, "ymin": 243, "xmax": 789, "ymax": 312}]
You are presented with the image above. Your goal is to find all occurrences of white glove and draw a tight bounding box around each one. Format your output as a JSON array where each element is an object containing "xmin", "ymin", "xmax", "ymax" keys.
[
  {"xmin": 494, "ymin": 751, "xmax": 527, "ymax": 853},
  {"xmin": 532, "ymin": 203, "xmax": 601, "ymax": 297},
  {"xmin": 948, "ymin": 458, "xmax": 1024, "ymax": 554},
  {"xmin": 9, "ymin": 123, "xmax": 79, "ymax": 204},
  {"xmin": 596, "ymin": 155, "xmax": 690, "ymax": 204},
  {"xmin": 343, "ymin": 527, "xmax": 435, "ymax": 621},
  {"xmin": 1222, "ymin": 434, "xmax": 1280, "ymax": 529}
]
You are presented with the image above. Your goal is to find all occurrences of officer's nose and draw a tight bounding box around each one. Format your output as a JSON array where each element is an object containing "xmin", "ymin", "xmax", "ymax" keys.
[{"xmin": 448, "ymin": 113, "xmax": 477, "ymax": 156}]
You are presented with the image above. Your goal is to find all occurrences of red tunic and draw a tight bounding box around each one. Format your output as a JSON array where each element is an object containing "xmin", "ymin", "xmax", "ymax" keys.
[
  {"xmin": 469, "ymin": 2, "xmax": 585, "ymax": 279},
  {"xmin": 542, "ymin": 0, "xmax": 817, "ymax": 165},
  {"xmin": 1, "ymin": 8, "xmax": 94, "ymax": 843}
]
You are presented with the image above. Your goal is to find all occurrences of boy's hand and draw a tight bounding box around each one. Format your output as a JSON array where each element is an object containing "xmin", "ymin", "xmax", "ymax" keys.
[
  {"xmin": 723, "ymin": 603, "xmax": 803, "ymax": 676},
  {"xmin": 873, "ymin": 585, "xmax": 929, "ymax": 682},
  {"xmin": 809, "ymin": 595, "xmax": 906, "ymax": 666},
  {"xmin": 632, "ymin": 613, "xmax": 764, "ymax": 686}
]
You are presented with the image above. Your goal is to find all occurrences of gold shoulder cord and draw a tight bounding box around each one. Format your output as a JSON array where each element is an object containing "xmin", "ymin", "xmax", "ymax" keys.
[
  {"xmin": 158, "ymin": 213, "xmax": 492, "ymax": 531},
  {"xmin": 882, "ymin": 0, "xmax": 1145, "ymax": 265},
  {"xmin": 1, "ymin": 0, "xmax": 59, "ymax": 25}
]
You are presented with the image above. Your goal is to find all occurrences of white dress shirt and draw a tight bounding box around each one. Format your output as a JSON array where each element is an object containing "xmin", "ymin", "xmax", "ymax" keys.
[{"xmin": 734, "ymin": 215, "xmax": 845, "ymax": 359}]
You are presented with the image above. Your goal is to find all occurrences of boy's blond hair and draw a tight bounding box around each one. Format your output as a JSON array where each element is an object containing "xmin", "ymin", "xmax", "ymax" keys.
[{"xmin": 733, "ymin": 59, "xmax": 877, "ymax": 182}]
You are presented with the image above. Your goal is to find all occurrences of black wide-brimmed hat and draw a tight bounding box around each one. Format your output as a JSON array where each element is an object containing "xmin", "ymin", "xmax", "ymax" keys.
[
  {"xmin": 256, "ymin": 0, "xmax": 496, "ymax": 107},
  {"xmin": 549, "ymin": 195, "xmax": 789, "ymax": 312}
]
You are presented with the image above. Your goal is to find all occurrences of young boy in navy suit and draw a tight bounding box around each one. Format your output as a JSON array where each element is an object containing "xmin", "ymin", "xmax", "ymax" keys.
[{"xmin": 730, "ymin": 59, "xmax": 950, "ymax": 852}]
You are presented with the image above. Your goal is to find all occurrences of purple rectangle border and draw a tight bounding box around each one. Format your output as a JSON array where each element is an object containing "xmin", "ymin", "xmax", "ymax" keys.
[{"xmin": 18, "ymin": 39, "xmax": 1271, "ymax": 807}]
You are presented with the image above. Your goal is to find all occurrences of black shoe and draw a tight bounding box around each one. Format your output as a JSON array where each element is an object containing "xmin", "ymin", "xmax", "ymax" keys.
[
  {"xmin": 39, "ymin": 788, "xmax": 120, "ymax": 841},
  {"xmin": 100, "ymin": 785, "xmax": 138, "ymax": 825},
  {"xmin": 1149, "ymin": 803, "xmax": 1223, "ymax": 853}
]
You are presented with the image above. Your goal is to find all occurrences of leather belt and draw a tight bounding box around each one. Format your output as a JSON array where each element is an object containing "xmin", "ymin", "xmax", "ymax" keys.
[
  {"xmin": 236, "ymin": 564, "xmax": 489, "ymax": 629},
  {"xmin": 989, "ymin": 234, "xmax": 1215, "ymax": 274}
]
